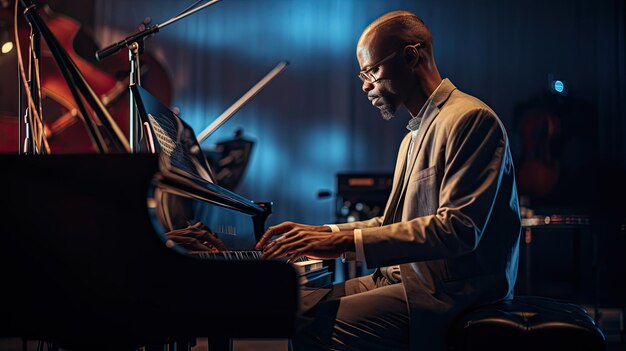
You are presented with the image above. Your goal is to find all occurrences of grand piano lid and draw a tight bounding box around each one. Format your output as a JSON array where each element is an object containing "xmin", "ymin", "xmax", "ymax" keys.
[{"xmin": 154, "ymin": 157, "xmax": 266, "ymax": 216}]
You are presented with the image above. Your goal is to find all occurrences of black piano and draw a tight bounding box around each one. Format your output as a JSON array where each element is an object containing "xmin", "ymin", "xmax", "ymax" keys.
[
  {"xmin": 3, "ymin": 5, "xmax": 303, "ymax": 349},
  {"xmin": 0, "ymin": 153, "xmax": 300, "ymax": 350}
]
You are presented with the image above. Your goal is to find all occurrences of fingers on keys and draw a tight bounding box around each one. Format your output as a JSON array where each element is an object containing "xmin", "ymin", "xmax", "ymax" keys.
[{"xmin": 257, "ymin": 224, "xmax": 289, "ymax": 250}]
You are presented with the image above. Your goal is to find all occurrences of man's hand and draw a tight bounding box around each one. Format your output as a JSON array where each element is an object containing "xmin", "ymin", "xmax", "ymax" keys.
[
  {"xmin": 256, "ymin": 222, "xmax": 331, "ymax": 251},
  {"xmin": 165, "ymin": 221, "xmax": 227, "ymax": 252},
  {"xmin": 256, "ymin": 221, "xmax": 355, "ymax": 262}
]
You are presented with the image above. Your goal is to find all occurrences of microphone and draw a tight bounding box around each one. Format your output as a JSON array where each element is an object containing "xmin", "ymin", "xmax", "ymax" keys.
[
  {"xmin": 317, "ymin": 190, "xmax": 333, "ymax": 199},
  {"xmin": 95, "ymin": 25, "xmax": 159, "ymax": 61}
]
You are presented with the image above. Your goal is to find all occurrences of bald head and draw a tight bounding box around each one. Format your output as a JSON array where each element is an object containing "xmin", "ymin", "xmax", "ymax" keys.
[{"xmin": 357, "ymin": 11, "xmax": 433, "ymax": 56}]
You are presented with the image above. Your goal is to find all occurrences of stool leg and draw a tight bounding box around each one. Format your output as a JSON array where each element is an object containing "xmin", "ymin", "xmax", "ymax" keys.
[
  {"xmin": 619, "ymin": 306, "xmax": 626, "ymax": 344},
  {"xmin": 207, "ymin": 337, "xmax": 230, "ymax": 351},
  {"xmin": 525, "ymin": 228, "xmax": 533, "ymax": 295}
]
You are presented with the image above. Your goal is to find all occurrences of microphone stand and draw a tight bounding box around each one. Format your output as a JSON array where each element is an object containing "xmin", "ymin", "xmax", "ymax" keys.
[
  {"xmin": 96, "ymin": 0, "xmax": 223, "ymax": 153},
  {"xmin": 128, "ymin": 41, "xmax": 141, "ymax": 153}
]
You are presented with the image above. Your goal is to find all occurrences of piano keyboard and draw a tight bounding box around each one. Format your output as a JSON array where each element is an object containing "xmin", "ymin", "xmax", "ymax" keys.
[{"xmin": 188, "ymin": 250, "xmax": 309, "ymax": 262}]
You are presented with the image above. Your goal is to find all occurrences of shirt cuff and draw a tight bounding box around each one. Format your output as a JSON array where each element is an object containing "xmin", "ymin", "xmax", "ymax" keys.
[
  {"xmin": 326, "ymin": 225, "xmax": 366, "ymax": 265},
  {"xmin": 339, "ymin": 229, "xmax": 366, "ymax": 264},
  {"xmin": 354, "ymin": 228, "xmax": 366, "ymax": 263},
  {"xmin": 325, "ymin": 224, "xmax": 340, "ymax": 232}
]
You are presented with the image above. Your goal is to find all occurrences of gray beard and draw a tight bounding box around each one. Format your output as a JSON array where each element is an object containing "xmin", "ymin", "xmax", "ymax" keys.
[{"xmin": 379, "ymin": 105, "xmax": 396, "ymax": 120}]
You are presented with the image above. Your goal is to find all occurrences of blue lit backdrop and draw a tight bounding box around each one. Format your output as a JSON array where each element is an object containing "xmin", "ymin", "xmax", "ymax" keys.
[{"xmin": 93, "ymin": 0, "xmax": 625, "ymax": 228}]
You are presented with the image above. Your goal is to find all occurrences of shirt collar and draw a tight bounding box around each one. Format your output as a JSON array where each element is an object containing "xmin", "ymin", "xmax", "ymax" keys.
[{"xmin": 406, "ymin": 79, "xmax": 447, "ymax": 131}]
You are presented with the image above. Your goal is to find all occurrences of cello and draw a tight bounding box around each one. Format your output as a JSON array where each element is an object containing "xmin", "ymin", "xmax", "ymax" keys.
[{"xmin": 516, "ymin": 104, "xmax": 562, "ymax": 199}]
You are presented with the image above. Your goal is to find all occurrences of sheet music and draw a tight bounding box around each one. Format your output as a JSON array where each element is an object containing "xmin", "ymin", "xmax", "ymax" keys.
[{"xmin": 147, "ymin": 113, "xmax": 212, "ymax": 183}]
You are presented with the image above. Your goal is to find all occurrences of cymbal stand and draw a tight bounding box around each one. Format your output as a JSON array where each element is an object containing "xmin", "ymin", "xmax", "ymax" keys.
[{"xmin": 196, "ymin": 61, "xmax": 289, "ymax": 144}]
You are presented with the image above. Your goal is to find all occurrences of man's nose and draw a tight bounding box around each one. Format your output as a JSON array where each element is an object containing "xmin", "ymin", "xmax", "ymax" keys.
[{"xmin": 362, "ymin": 80, "xmax": 374, "ymax": 92}]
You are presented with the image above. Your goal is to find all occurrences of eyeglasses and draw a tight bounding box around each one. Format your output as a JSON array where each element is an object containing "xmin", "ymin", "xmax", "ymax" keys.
[{"xmin": 358, "ymin": 43, "xmax": 423, "ymax": 84}]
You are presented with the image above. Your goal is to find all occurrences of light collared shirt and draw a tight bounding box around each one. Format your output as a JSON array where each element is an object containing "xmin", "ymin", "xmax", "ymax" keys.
[{"xmin": 328, "ymin": 79, "xmax": 446, "ymax": 265}]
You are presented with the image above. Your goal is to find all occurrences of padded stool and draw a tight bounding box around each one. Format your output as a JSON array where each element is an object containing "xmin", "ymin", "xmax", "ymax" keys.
[{"xmin": 447, "ymin": 296, "xmax": 606, "ymax": 351}]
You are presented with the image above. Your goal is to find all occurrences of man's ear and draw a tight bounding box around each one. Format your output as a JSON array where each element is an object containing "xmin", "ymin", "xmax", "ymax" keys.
[{"xmin": 403, "ymin": 46, "xmax": 420, "ymax": 67}]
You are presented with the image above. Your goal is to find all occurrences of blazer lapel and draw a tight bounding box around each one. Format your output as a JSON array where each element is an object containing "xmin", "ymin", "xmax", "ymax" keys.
[
  {"xmin": 382, "ymin": 133, "xmax": 411, "ymax": 225},
  {"xmin": 400, "ymin": 79, "xmax": 458, "ymax": 199}
]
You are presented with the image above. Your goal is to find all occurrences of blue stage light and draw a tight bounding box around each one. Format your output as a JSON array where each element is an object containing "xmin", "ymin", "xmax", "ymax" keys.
[{"xmin": 553, "ymin": 80, "xmax": 564, "ymax": 93}]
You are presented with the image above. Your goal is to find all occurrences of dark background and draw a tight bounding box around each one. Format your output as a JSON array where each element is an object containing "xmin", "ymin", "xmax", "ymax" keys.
[{"xmin": 1, "ymin": 0, "xmax": 624, "ymax": 307}]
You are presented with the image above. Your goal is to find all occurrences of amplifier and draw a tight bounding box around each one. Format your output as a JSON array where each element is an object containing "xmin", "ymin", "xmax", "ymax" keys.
[{"xmin": 335, "ymin": 173, "xmax": 393, "ymax": 223}]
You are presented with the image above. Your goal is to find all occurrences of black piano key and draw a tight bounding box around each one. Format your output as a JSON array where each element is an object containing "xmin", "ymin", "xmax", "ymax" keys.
[{"xmin": 187, "ymin": 250, "xmax": 310, "ymax": 262}]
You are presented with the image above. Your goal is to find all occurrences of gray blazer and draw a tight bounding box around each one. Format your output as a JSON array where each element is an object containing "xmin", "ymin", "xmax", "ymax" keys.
[{"xmin": 336, "ymin": 79, "xmax": 521, "ymax": 350}]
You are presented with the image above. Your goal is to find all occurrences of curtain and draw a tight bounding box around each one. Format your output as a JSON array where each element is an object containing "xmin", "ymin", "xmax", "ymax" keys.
[{"xmin": 93, "ymin": 0, "xmax": 625, "ymax": 226}]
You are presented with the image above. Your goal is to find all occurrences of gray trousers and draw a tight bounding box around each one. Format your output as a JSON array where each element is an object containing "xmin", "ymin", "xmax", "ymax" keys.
[{"xmin": 292, "ymin": 266, "xmax": 409, "ymax": 351}]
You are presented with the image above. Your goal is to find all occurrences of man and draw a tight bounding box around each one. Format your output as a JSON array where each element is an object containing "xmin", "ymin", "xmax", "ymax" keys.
[{"xmin": 256, "ymin": 10, "xmax": 521, "ymax": 351}]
